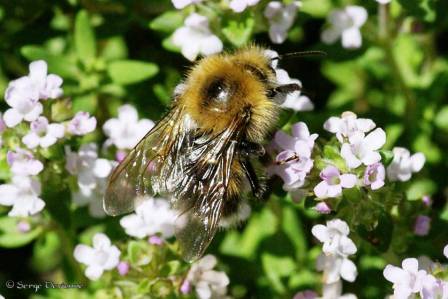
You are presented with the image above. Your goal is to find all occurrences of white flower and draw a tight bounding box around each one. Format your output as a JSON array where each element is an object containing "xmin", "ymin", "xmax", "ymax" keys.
[
  {"xmin": 22, "ymin": 116, "xmax": 64, "ymax": 149},
  {"xmin": 74, "ymin": 233, "xmax": 120, "ymax": 280},
  {"xmin": 313, "ymin": 166, "xmax": 357, "ymax": 199},
  {"xmin": 103, "ymin": 104, "xmax": 154, "ymax": 150},
  {"xmin": 172, "ymin": 13, "xmax": 223, "ymax": 61},
  {"xmin": 120, "ymin": 197, "xmax": 177, "ymax": 239},
  {"xmin": 322, "ymin": 281, "xmax": 358, "ymax": 299},
  {"xmin": 67, "ymin": 112, "xmax": 97, "ymax": 136},
  {"xmin": 0, "ymin": 176, "xmax": 45, "ymax": 217},
  {"xmin": 383, "ymin": 258, "xmax": 429, "ymax": 299},
  {"xmin": 3, "ymin": 60, "xmax": 63, "ymax": 127},
  {"xmin": 324, "ymin": 111, "xmax": 376, "ymax": 143},
  {"xmin": 65, "ymin": 144, "xmax": 114, "ymax": 218},
  {"xmin": 312, "ymin": 219, "xmax": 357, "ymax": 257},
  {"xmin": 7, "ymin": 148, "xmax": 44, "ymax": 176},
  {"xmin": 186, "ymin": 255, "xmax": 230, "ymax": 299},
  {"xmin": 317, "ymin": 254, "xmax": 358, "ymax": 283},
  {"xmin": 264, "ymin": 1, "xmax": 301, "ymax": 44},
  {"xmin": 386, "ymin": 147, "xmax": 425, "ymax": 182},
  {"xmin": 230, "ymin": 0, "xmax": 260, "ymax": 13},
  {"xmin": 376, "ymin": 0, "xmax": 391, "ymax": 4},
  {"xmin": 321, "ymin": 6, "xmax": 367, "ymax": 49},
  {"xmin": 172, "ymin": 0, "xmax": 202, "ymax": 9},
  {"xmin": 444, "ymin": 245, "xmax": 448, "ymax": 259},
  {"xmin": 275, "ymin": 69, "xmax": 314, "ymax": 111},
  {"xmin": 340, "ymin": 129, "xmax": 386, "ymax": 169},
  {"xmin": 269, "ymin": 122, "xmax": 317, "ymax": 190},
  {"xmin": 313, "ymin": 219, "xmax": 358, "ymax": 284}
]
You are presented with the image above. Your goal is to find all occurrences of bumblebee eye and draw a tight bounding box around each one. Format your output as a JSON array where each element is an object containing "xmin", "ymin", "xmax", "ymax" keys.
[{"xmin": 205, "ymin": 78, "xmax": 230, "ymax": 104}]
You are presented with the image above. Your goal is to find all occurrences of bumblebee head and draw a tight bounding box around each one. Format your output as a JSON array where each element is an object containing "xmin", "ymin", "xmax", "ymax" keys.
[{"xmin": 178, "ymin": 47, "xmax": 301, "ymax": 141}]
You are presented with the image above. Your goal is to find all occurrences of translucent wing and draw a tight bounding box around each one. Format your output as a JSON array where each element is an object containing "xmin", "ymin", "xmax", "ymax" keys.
[
  {"xmin": 103, "ymin": 106, "xmax": 191, "ymax": 216},
  {"xmin": 173, "ymin": 116, "xmax": 246, "ymax": 261}
]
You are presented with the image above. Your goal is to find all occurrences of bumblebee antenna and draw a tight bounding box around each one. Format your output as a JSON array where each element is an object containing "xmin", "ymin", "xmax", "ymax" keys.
[{"xmin": 272, "ymin": 50, "xmax": 327, "ymax": 61}]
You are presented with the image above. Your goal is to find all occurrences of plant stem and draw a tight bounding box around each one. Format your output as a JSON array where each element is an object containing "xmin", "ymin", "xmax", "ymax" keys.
[
  {"xmin": 378, "ymin": 4, "xmax": 417, "ymax": 143},
  {"xmin": 52, "ymin": 220, "xmax": 86, "ymax": 284}
]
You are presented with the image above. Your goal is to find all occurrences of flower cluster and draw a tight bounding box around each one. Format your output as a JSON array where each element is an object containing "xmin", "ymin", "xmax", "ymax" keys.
[
  {"xmin": 321, "ymin": 6, "xmax": 367, "ymax": 49},
  {"xmin": 383, "ymin": 247, "xmax": 448, "ymax": 298},
  {"xmin": 295, "ymin": 219, "xmax": 358, "ymax": 298},
  {"xmin": 169, "ymin": 1, "xmax": 304, "ymax": 60},
  {"xmin": 268, "ymin": 122, "xmax": 317, "ymax": 200},
  {"xmin": 270, "ymin": 111, "xmax": 426, "ymax": 215},
  {"xmin": 0, "ymin": 61, "xmax": 99, "ymax": 218},
  {"xmin": 181, "ymin": 254, "xmax": 230, "ymax": 299}
]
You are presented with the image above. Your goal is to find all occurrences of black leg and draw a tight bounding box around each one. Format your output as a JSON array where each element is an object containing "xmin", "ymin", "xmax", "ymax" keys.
[
  {"xmin": 239, "ymin": 141, "xmax": 265, "ymax": 157},
  {"xmin": 241, "ymin": 159, "xmax": 264, "ymax": 199}
]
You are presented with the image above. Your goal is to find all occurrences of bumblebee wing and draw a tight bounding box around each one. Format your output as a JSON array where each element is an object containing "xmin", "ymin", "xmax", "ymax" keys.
[
  {"xmin": 103, "ymin": 106, "xmax": 190, "ymax": 216},
  {"xmin": 174, "ymin": 117, "xmax": 244, "ymax": 261}
]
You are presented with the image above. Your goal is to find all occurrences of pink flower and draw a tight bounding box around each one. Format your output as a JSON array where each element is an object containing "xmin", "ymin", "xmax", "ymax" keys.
[
  {"xmin": 229, "ymin": 0, "xmax": 260, "ymax": 13},
  {"xmin": 180, "ymin": 280, "xmax": 191, "ymax": 294},
  {"xmin": 172, "ymin": 0, "xmax": 202, "ymax": 9},
  {"xmin": 0, "ymin": 176, "xmax": 45, "ymax": 217},
  {"xmin": 315, "ymin": 202, "xmax": 332, "ymax": 214},
  {"xmin": 383, "ymin": 258, "xmax": 428, "ymax": 298},
  {"xmin": 422, "ymin": 195, "xmax": 432, "ymax": 207},
  {"xmin": 314, "ymin": 166, "xmax": 357, "ymax": 198},
  {"xmin": 3, "ymin": 60, "xmax": 62, "ymax": 127},
  {"xmin": 149, "ymin": 235, "xmax": 164, "ymax": 245},
  {"xmin": 270, "ymin": 122, "xmax": 317, "ymax": 189},
  {"xmin": 387, "ymin": 147, "xmax": 425, "ymax": 182},
  {"xmin": 17, "ymin": 220, "xmax": 31, "ymax": 233},
  {"xmin": 67, "ymin": 112, "xmax": 97, "ymax": 136},
  {"xmin": 264, "ymin": 1, "xmax": 301, "ymax": 44},
  {"xmin": 22, "ymin": 116, "xmax": 64, "ymax": 149},
  {"xmin": 363, "ymin": 162, "xmax": 385, "ymax": 190},
  {"xmin": 293, "ymin": 290, "xmax": 318, "ymax": 299},
  {"xmin": 414, "ymin": 215, "xmax": 431, "ymax": 236},
  {"xmin": 340, "ymin": 129, "xmax": 386, "ymax": 169},
  {"xmin": 117, "ymin": 261, "xmax": 130, "ymax": 276},
  {"xmin": 7, "ymin": 149, "xmax": 44, "ymax": 176},
  {"xmin": 324, "ymin": 111, "xmax": 375, "ymax": 143}
]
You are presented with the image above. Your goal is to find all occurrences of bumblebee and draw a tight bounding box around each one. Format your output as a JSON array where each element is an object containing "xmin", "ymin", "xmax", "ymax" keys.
[{"xmin": 103, "ymin": 46, "xmax": 309, "ymax": 261}]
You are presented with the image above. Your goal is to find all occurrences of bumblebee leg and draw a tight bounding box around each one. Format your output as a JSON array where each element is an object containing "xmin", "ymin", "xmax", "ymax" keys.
[
  {"xmin": 239, "ymin": 141, "xmax": 265, "ymax": 157},
  {"xmin": 241, "ymin": 159, "xmax": 265, "ymax": 199},
  {"xmin": 267, "ymin": 83, "xmax": 301, "ymax": 97}
]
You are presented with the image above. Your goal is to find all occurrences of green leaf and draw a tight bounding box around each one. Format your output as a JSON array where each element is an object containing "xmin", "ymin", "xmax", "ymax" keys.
[
  {"xmin": 222, "ymin": 17, "xmax": 254, "ymax": 47},
  {"xmin": 219, "ymin": 208, "xmax": 277, "ymax": 259},
  {"xmin": 21, "ymin": 46, "xmax": 79, "ymax": 80},
  {"xmin": 261, "ymin": 253, "xmax": 296, "ymax": 294},
  {"xmin": 72, "ymin": 93, "xmax": 97, "ymax": 113},
  {"xmin": 75, "ymin": 10, "xmax": 96, "ymax": 66},
  {"xmin": 406, "ymin": 179, "xmax": 436, "ymax": 200},
  {"xmin": 434, "ymin": 106, "xmax": 448, "ymax": 131},
  {"xmin": 162, "ymin": 36, "xmax": 181, "ymax": 53},
  {"xmin": 32, "ymin": 232, "xmax": 62, "ymax": 272},
  {"xmin": 342, "ymin": 187, "xmax": 363, "ymax": 202},
  {"xmin": 128, "ymin": 241, "xmax": 153, "ymax": 266},
  {"xmin": 107, "ymin": 60, "xmax": 159, "ymax": 85},
  {"xmin": 101, "ymin": 36, "xmax": 128, "ymax": 61},
  {"xmin": 149, "ymin": 11, "xmax": 184, "ymax": 33},
  {"xmin": 413, "ymin": 134, "xmax": 442, "ymax": 163},
  {"xmin": 281, "ymin": 206, "xmax": 307, "ymax": 263},
  {"xmin": 357, "ymin": 212, "xmax": 393, "ymax": 252},
  {"xmin": 301, "ymin": 0, "xmax": 332, "ymax": 17},
  {"xmin": 379, "ymin": 150, "xmax": 394, "ymax": 166},
  {"xmin": 0, "ymin": 218, "xmax": 43, "ymax": 248}
]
